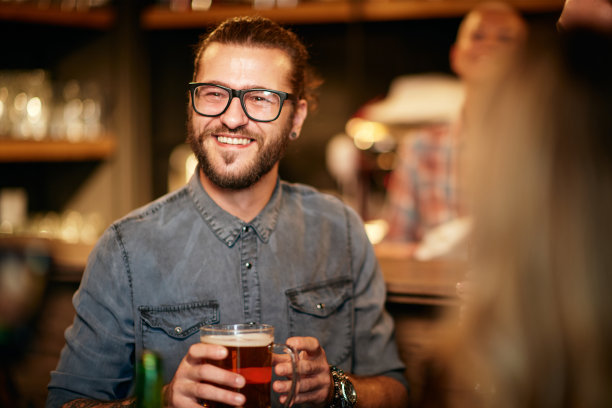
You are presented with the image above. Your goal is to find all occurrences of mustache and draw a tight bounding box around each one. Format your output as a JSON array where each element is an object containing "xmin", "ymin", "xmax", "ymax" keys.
[{"xmin": 203, "ymin": 125, "xmax": 260, "ymax": 142}]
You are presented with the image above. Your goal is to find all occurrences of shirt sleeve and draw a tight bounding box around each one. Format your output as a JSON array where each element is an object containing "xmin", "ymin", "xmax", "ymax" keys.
[
  {"xmin": 46, "ymin": 225, "xmax": 135, "ymax": 407},
  {"xmin": 345, "ymin": 205, "xmax": 409, "ymax": 389}
]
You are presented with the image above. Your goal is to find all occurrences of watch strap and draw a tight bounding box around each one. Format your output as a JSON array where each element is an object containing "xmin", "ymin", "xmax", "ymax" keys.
[{"xmin": 328, "ymin": 365, "xmax": 356, "ymax": 408}]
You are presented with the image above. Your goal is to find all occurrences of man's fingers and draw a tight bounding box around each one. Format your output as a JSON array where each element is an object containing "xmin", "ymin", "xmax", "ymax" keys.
[
  {"xmin": 298, "ymin": 358, "xmax": 325, "ymax": 376},
  {"xmin": 192, "ymin": 363, "xmax": 246, "ymax": 388},
  {"xmin": 275, "ymin": 356, "xmax": 323, "ymax": 377},
  {"xmin": 193, "ymin": 382, "xmax": 246, "ymax": 407},
  {"xmin": 274, "ymin": 379, "xmax": 327, "ymax": 405},
  {"xmin": 286, "ymin": 336, "xmax": 322, "ymax": 356},
  {"xmin": 274, "ymin": 373, "xmax": 323, "ymax": 394},
  {"xmin": 272, "ymin": 353, "xmax": 291, "ymax": 365},
  {"xmin": 185, "ymin": 343, "xmax": 228, "ymax": 363},
  {"xmin": 275, "ymin": 360, "xmax": 298, "ymax": 378}
]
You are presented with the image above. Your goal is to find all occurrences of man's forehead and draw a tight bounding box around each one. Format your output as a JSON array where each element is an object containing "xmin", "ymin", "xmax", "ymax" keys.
[
  {"xmin": 200, "ymin": 43, "xmax": 291, "ymax": 67},
  {"xmin": 197, "ymin": 43, "xmax": 293, "ymax": 86}
]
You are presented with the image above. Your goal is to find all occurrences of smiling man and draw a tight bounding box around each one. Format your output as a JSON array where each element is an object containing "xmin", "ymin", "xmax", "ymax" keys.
[{"xmin": 47, "ymin": 17, "xmax": 408, "ymax": 408}]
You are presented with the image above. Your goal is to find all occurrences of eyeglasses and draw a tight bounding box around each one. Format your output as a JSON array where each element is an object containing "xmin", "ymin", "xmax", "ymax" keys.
[{"xmin": 188, "ymin": 82, "xmax": 295, "ymax": 122}]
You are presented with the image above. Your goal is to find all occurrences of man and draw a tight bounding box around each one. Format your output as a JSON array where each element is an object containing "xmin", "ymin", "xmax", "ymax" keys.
[
  {"xmin": 47, "ymin": 16, "xmax": 408, "ymax": 408},
  {"xmin": 383, "ymin": 1, "xmax": 527, "ymax": 244}
]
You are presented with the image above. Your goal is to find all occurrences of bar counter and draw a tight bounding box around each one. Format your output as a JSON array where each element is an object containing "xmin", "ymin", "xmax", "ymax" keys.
[
  {"xmin": 374, "ymin": 242, "xmax": 468, "ymax": 405},
  {"xmin": 375, "ymin": 242, "xmax": 468, "ymax": 305}
]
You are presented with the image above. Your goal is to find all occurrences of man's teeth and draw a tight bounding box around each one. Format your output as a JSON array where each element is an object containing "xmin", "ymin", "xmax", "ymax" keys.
[{"xmin": 217, "ymin": 136, "xmax": 251, "ymax": 145}]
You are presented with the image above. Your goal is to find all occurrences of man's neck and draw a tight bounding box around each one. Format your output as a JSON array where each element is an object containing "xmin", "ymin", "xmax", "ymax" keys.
[{"xmin": 198, "ymin": 166, "xmax": 279, "ymax": 222}]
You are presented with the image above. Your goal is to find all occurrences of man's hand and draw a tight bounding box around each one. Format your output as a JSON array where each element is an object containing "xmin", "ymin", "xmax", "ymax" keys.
[
  {"xmin": 273, "ymin": 336, "xmax": 333, "ymax": 408},
  {"xmin": 164, "ymin": 343, "xmax": 246, "ymax": 408}
]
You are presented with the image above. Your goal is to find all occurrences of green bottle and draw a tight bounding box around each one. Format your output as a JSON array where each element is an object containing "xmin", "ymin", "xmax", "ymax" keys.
[{"xmin": 135, "ymin": 350, "xmax": 164, "ymax": 408}]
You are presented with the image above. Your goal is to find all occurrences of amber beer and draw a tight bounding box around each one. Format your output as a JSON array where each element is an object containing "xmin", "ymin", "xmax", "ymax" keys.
[{"xmin": 201, "ymin": 331, "xmax": 273, "ymax": 408}]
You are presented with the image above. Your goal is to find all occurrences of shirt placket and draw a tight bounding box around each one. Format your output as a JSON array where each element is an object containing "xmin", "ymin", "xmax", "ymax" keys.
[{"xmin": 239, "ymin": 225, "xmax": 261, "ymax": 323}]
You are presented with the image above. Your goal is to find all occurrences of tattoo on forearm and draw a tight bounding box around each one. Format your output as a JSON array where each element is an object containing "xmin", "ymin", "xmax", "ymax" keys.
[{"xmin": 62, "ymin": 398, "xmax": 136, "ymax": 408}]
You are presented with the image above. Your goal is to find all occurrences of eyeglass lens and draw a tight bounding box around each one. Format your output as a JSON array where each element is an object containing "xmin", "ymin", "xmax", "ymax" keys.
[{"xmin": 193, "ymin": 84, "xmax": 283, "ymax": 121}]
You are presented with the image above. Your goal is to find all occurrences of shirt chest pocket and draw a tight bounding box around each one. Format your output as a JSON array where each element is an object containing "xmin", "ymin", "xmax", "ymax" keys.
[
  {"xmin": 286, "ymin": 277, "xmax": 353, "ymax": 366},
  {"xmin": 139, "ymin": 300, "xmax": 220, "ymax": 370}
]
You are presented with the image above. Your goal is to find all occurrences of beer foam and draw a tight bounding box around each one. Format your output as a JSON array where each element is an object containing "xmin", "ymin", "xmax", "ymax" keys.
[{"xmin": 201, "ymin": 332, "xmax": 273, "ymax": 347}]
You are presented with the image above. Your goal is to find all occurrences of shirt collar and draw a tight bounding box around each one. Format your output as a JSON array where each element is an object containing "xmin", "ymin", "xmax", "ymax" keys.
[{"xmin": 187, "ymin": 171, "xmax": 282, "ymax": 247}]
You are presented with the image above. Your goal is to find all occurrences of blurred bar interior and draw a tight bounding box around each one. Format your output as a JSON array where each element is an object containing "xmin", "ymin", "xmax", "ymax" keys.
[{"xmin": 0, "ymin": 0, "xmax": 562, "ymax": 406}]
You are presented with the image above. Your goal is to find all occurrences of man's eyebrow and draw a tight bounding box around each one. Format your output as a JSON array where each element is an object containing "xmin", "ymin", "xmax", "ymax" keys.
[{"xmin": 198, "ymin": 81, "xmax": 275, "ymax": 90}]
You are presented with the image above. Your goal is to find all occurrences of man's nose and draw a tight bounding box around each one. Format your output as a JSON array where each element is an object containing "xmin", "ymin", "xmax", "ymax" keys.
[{"xmin": 220, "ymin": 96, "xmax": 249, "ymax": 129}]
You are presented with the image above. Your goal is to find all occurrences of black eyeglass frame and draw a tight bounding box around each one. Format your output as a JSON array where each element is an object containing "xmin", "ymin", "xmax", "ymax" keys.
[{"xmin": 188, "ymin": 82, "xmax": 295, "ymax": 123}]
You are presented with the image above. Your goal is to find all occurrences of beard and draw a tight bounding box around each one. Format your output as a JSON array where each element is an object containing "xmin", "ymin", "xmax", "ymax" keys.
[{"xmin": 187, "ymin": 113, "xmax": 292, "ymax": 190}]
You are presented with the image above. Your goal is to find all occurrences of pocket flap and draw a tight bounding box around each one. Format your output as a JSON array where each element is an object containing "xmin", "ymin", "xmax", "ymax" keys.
[
  {"xmin": 139, "ymin": 300, "xmax": 219, "ymax": 339},
  {"xmin": 286, "ymin": 277, "xmax": 353, "ymax": 318}
]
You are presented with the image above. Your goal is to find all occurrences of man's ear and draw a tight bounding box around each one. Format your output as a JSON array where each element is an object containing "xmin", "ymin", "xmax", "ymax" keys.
[{"xmin": 290, "ymin": 99, "xmax": 308, "ymax": 138}]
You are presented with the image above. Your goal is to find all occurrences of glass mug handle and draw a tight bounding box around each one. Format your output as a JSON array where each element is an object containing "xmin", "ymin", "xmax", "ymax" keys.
[{"xmin": 271, "ymin": 343, "xmax": 299, "ymax": 408}]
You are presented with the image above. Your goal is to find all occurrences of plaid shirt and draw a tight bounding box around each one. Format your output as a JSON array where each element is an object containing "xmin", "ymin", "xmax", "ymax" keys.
[{"xmin": 384, "ymin": 123, "xmax": 464, "ymax": 242}]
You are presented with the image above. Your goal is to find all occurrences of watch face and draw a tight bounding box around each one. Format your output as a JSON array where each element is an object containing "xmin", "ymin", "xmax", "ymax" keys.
[{"xmin": 340, "ymin": 381, "xmax": 358, "ymax": 405}]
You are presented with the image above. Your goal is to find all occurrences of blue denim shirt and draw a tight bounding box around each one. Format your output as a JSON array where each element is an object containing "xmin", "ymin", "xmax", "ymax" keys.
[{"xmin": 46, "ymin": 173, "xmax": 406, "ymax": 407}]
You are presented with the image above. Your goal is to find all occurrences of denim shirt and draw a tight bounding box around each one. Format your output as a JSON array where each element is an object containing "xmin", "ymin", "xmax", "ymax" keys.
[{"xmin": 47, "ymin": 173, "xmax": 406, "ymax": 407}]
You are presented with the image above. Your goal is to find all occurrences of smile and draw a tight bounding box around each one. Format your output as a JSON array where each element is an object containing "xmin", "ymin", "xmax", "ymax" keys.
[{"xmin": 216, "ymin": 136, "xmax": 253, "ymax": 146}]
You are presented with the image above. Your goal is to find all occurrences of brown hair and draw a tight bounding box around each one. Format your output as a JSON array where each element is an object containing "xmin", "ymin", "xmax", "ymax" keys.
[
  {"xmin": 193, "ymin": 16, "xmax": 322, "ymax": 110},
  {"xmin": 424, "ymin": 27, "xmax": 612, "ymax": 408}
]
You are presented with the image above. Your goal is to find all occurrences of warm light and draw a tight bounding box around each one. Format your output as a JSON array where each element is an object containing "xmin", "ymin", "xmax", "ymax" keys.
[
  {"xmin": 64, "ymin": 98, "xmax": 83, "ymax": 121},
  {"xmin": 353, "ymin": 133, "xmax": 374, "ymax": 150},
  {"xmin": 26, "ymin": 97, "xmax": 42, "ymax": 119},
  {"xmin": 364, "ymin": 219, "xmax": 389, "ymax": 245},
  {"xmin": 13, "ymin": 92, "xmax": 27, "ymax": 111},
  {"xmin": 345, "ymin": 117, "xmax": 390, "ymax": 151},
  {"xmin": 82, "ymin": 99, "xmax": 100, "ymax": 120},
  {"xmin": 191, "ymin": 0, "xmax": 212, "ymax": 10}
]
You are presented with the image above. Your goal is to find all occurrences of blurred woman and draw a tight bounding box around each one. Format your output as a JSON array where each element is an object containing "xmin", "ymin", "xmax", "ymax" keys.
[{"xmin": 421, "ymin": 27, "xmax": 612, "ymax": 408}]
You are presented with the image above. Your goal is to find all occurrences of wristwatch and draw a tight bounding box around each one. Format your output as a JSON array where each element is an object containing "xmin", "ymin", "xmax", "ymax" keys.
[{"xmin": 329, "ymin": 366, "xmax": 357, "ymax": 408}]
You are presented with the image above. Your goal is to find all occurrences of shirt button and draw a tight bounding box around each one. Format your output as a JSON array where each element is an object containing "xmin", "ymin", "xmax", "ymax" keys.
[
  {"xmin": 174, "ymin": 326, "xmax": 183, "ymax": 334},
  {"xmin": 245, "ymin": 262, "xmax": 252, "ymax": 269},
  {"xmin": 316, "ymin": 303, "xmax": 326, "ymax": 310},
  {"xmin": 242, "ymin": 226, "xmax": 249, "ymax": 232}
]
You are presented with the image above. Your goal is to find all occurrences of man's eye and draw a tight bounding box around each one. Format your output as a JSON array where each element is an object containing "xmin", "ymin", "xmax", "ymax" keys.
[
  {"xmin": 200, "ymin": 91, "xmax": 225, "ymax": 100},
  {"xmin": 247, "ymin": 94, "xmax": 274, "ymax": 104},
  {"xmin": 471, "ymin": 32, "xmax": 485, "ymax": 41},
  {"xmin": 498, "ymin": 34, "xmax": 516, "ymax": 43}
]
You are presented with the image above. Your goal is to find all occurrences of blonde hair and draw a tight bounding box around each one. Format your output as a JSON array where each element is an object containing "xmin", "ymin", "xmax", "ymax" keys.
[{"xmin": 429, "ymin": 28, "xmax": 612, "ymax": 408}]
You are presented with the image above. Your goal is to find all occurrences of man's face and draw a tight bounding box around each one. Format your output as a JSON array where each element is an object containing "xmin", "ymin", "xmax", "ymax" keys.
[
  {"xmin": 451, "ymin": 9, "xmax": 527, "ymax": 84},
  {"xmin": 188, "ymin": 43, "xmax": 307, "ymax": 190}
]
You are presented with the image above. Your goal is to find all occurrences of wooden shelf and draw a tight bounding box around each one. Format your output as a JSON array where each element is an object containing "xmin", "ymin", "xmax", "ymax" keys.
[
  {"xmin": 0, "ymin": 3, "xmax": 116, "ymax": 29},
  {"xmin": 0, "ymin": 137, "xmax": 116, "ymax": 162},
  {"xmin": 47, "ymin": 238, "xmax": 92, "ymax": 280},
  {"xmin": 142, "ymin": 2, "xmax": 353, "ymax": 28},
  {"xmin": 141, "ymin": 0, "xmax": 564, "ymax": 29},
  {"xmin": 0, "ymin": 235, "xmax": 92, "ymax": 280},
  {"xmin": 361, "ymin": 0, "xmax": 565, "ymax": 21}
]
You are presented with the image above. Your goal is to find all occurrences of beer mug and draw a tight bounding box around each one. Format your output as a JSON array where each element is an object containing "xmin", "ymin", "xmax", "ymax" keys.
[{"xmin": 200, "ymin": 323, "xmax": 298, "ymax": 408}]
